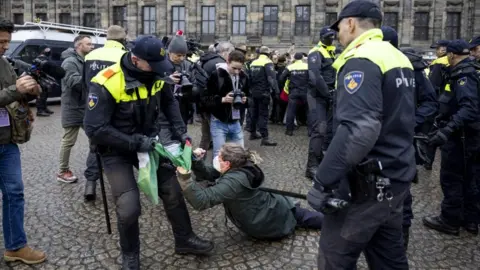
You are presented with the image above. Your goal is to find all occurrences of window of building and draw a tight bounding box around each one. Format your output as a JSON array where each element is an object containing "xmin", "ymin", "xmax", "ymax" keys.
[
  {"xmin": 143, "ymin": 6, "xmax": 156, "ymax": 34},
  {"xmin": 171, "ymin": 6, "xmax": 185, "ymax": 33},
  {"xmin": 383, "ymin": 12, "xmax": 398, "ymax": 32},
  {"xmin": 113, "ymin": 6, "xmax": 127, "ymax": 29},
  {"xmin": 232, "ymin": 6, "xmax": 246, "ymax": 35},
  {"xmin": 59, "ymin": 13, "xmax": 71, "ymax": 24},
  {"xmin": 446, "ymin": 12, "xmax": 461, "ymax": 40},
  {"xmin": 13, "ymin": 14, "xmax": 24, "ymax": 25},
  {"xmin": 83, "ymin": 13, "xmax": 96, "ymax": 28},
  {"xmin": 413, "ymin": 12, "xmax": 429, "ymax": 40},
  {"xmin": 36, "ymin": 13, "xmax": 47, "ymax": 22},
  {"xmin": 263, "ymin": 6, "xmax": 278, "ymax": 36},
  {"xmin": 295, "ymin": 5, "xmax": 310, "ymax": 36},
  {"xmin": 325, "ymin": 12, "xmax": 337, "ymax": 26},
  {"xmin": 202, "ymin": 6, "xmax": 215, "ymax": 35}
]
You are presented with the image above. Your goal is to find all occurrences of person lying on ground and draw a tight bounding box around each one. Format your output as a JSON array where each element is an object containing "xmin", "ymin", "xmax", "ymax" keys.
[{"xmin": 175, "ymin": 143, "xmax": 323, "ymax": 240}]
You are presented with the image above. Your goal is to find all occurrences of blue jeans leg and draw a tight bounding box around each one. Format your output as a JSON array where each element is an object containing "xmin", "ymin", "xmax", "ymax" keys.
[
  {"xmin": 227, "ymin": 121, "xmax": 244, "ymax": 148},
  {"xmin": 210, "ymin": 116, "xmax": 228, "ymax": 158},
  {"xmin": 293, "ymin": 206, "xmax": 323, "ymax": 230},
  {"xmin": 0, "ymin": 143, "xmax": 27, "ymax": 250}
]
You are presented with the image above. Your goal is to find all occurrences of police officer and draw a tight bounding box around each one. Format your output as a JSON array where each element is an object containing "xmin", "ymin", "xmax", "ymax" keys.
[
  {"xmin": 279, "ymin": 52, "xmax": 314, "ymax": 136},
  {"xmin": 249, "ymin": 46, "xmax": 279, "ymax": 146},
  {"xmin": 307, "ymin": 2, "xmax": 415, "ymax": 268},
  {"xmin": 83, "ymin": 25, "xmax": 127, "ymax": 201},
  {"xmin": 382, "ymin": 26, "xmax": 438, "ymax": 250},
  {"xmin": 470, "ymin": 36, "xmax": 480, "ymax": 62},
  {"xmin": 423, "ymin": 39, "xmax": 480, "ymax": 236},
  {"xmin": 84, "ymin": 36, "xmax": 214, "ymax": 269},
  {"xmin": 305, "ymin": 26, "xmax": 336, "ymax": 179},
  {"xmin": 35, "ymin": 46, "xmax": 54, "ymax": 117}
]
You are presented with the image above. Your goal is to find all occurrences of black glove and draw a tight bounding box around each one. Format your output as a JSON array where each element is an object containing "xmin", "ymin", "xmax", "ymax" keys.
[
  {"xmin": 180, "ymin": 133, "xmax": 192, "ymax": 146},
  {"xmin": 428, "ymin": 126, "xmax": 453, "ymax": 146},
  {"xmin": 307, "ymin": 187, "xmax": 338, "ymax": 215},
  {"xmin": 134, "ymin": 134, "xmax": 156, "ymax": 153}
]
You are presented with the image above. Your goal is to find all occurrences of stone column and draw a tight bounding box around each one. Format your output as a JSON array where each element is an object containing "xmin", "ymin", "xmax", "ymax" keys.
[
  {"xmin": 279, "ymin": 0, "xmax": 292, "ymax": 43},
  {"xmin": 473, "ymin": 0, "xmax": 480, "ymax": 36},
  {"xmin": 126, "ymin": 0, "xmax": 138, "ymax": 38},
  {"xmin": 433, "ymin": 0, "xmax": 446, "ymax": 41}
]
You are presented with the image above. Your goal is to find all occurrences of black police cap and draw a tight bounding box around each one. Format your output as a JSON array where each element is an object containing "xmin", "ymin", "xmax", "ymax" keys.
[
  {"xmin": 430, "ymin": 40, "xmax": 450, "ymax": 49},
  {"xmin": 330, "ymin": 0, "xmax": 382, "ymax": 32},
  {"xmin": 469, "ymin": 36, "xmax": 480, "ymax": 50},
  {"xmin": 131, "ymin": 35, "xmax": 173, "ymax": 75},
  {"xmin": 446, "ymin": 39, "xmax": 470, "ymax": 55}
]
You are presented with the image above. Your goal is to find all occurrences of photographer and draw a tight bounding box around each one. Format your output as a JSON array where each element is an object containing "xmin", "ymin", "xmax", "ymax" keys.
[
  {"xmin": 176, "ymin": 143, "xmax": 323, "ymax": 240},
  {"xmin": 201, "ymin": 50, "xmax": 249, "ymax": 158},
  {"xmin": 35, "ymin": 46, "xmax": 54, "ymax": 117},
  {"xmin": 0, "ymin": 19, "xmax": 46, "ymax": 265}
]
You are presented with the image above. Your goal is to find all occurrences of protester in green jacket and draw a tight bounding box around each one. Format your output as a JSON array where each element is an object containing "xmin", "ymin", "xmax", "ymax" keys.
[{"xmin": 176, "ymin": 143, "xmax": 323, "ymax": 240}]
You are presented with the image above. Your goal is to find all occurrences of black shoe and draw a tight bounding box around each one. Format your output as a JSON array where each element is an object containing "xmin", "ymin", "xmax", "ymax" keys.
[
  {"xmin": 121, "ymin": 252, "xmax": 140, "ymax": 270},
  {"xmin": 463, "ymin": 222, "xmax": 479, "ymax": 235},
  {"xmin": 305, "ymin": 167, "xmax": 317, "ymax": 179},
  {"xmin": 175, "ymin": 235, "xmax": 214, "ymax": 255},
  {"xmin": 261, "ymin": 138, "xmax": 277, "ymax": 146},
  {"xmin": 84, "ymin": 181, "xmax": 96, "ymax": 201},
  {"xmin": 244, "ymin": 127, "xmax": 252, "ymax": 132},
  {"xmin": 45, "ymin": 108, "xmax": 54, "ymax": 114},
  {"xmin": 36, "ymin": 111, "xmax": 50, "ymax": 117},
  {"xmin": 423, "ymin": 163, "xmax": 432, "ymax": 171},
  {"xmin": 422, "ymin": 216, "xmax": 459, "ymax": 236},
  {"xmin": 249, "ymin": 132, "xmax": 261, "ymax": 140},
  {"xmin": 402, "ymin": 227, "xmax": 410, "ymax": 251},
  {"xmin": 285, "ymin": 130, "xmax": 293, "ymax": 136}
]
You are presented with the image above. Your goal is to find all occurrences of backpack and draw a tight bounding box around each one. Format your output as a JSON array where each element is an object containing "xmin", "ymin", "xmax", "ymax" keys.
[{"xmin": 190, "ymin": 62, "xmax": 209, "ymax": 99}]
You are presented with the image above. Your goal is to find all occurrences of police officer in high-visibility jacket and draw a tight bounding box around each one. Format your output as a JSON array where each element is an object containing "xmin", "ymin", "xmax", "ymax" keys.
[
  {"xmin": 305, "ymin": 26, "xmax": 336, "ymax": 179},
  {"xmin": 82, "ymin": 25, "xmax": 127, "ymax": 201},
  {"xmin": 428, "ymin": 40, "xmax": 450, "ymax": 95},
  {"xmin": 84, "ymin": 36, "xmax": 214, "ymax": 269},
  {"xmin": 307, "ymin": 2, "xmax": 415, "ymax": 268},
  {"xmin": 424, "ymin": 40, "xmax": 480, "ymax": 236},
  {"xmin": 249, "ymin": 46, "xmax": 279, "ymax": 146},
  {"xmin": 279, "ymin": 52, "xmax": 315, "ymax": 136}
]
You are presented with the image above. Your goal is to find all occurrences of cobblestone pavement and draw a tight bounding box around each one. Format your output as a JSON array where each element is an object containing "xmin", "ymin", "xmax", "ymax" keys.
[{"xmin": 1, "ymin": 105, "xmax": 479, "ymax": 270}]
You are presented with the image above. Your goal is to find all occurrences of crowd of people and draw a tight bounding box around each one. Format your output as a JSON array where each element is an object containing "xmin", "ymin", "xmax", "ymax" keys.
[{"xmin": 1, "ymin": 0, "xmax": 480, "ymax": 268}]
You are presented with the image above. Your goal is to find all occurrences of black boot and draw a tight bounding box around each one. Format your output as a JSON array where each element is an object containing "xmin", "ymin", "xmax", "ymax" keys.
[
  {"xmin": 45, "ymin": 108, "xmax": 54, "ymax": 114},
  {"xmin": 36, "ymin": 110, "xmax": 50, "ymax": 117},
  {"xmin": 423, "ymin": 216, "xmax": 459, "ymax": 236},
  {"xmin": 285, "ymin": 130, "xmax": 293, "ymax": 136},
  {"xmin": 121, "ymin": 251, "xmax": 140, "ymax": 270},
  {"xmin": 84, "ymin": 181, "xmax": 96, "ymax": 201},
  {"xmin": 463, "ymin": 222, "xmax": 479, "ymax": 235},
  {"xmin": 175, "ymin": 235, "xmax": 214, "ymax": 255},
  {"xmin": 305, "ymin": 153, "xmax": 321, "ymax": 179},
  {"xmin": 402, "ymin": 227, "xmax": 409, "ymax": 251},
  {"xmin": 249, "ymin": 132, "xmax": 262, "ymax": 140},
  {"xmin": 261, "ymin": 138, "xmax": 277, "ymax": 146}
]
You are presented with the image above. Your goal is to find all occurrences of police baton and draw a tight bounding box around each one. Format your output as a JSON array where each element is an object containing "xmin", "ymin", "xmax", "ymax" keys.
[
  {"xmin": 95, "ymin": 151, "xmax": 112, "ymax": 234},
  {"xmin": 413, "ymin": 135, "xmax": 429, "ymax": 140},
  {"xmin": 258, "ymin": 187, "xmax": 349, "ymax": 209}
]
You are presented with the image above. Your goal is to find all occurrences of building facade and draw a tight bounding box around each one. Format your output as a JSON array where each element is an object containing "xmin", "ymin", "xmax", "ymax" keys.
[{"xmin": 2, "ymin": 0, "xmax": 480, "ymax": 50}]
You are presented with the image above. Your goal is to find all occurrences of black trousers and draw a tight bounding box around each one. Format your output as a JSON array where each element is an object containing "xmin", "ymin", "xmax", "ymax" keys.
[
  {"xmin": 285, "ymin": 93, "xmax": 307, "ymax": 131},
  {"xmin": 250, "ymin": 96, "xmax": 271, "ymax": 138},
  {"xmin": 306, "ymin": 95, "xmax": 329, "ymax": 169},
  {"xmin": 102, "ymin": 153, "xmax": 194, "ymax": 253},
  {"xmin": 84, "ymin": 150, "xmax": 100, "ymax": 182},
  {"xmin": 317, "ymin": 189, "xmax": 409, "ymax": 270},
  {"xmin": 36, "ymin": 88, "xmax": 48, "ymax": 111}
]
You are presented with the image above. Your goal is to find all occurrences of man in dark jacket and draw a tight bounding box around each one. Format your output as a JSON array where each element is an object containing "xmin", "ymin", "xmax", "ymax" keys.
[
  {"xmin": 57, "ymin": 36, "xmax": 93, "ymax": 183},
  {"xmin": 35, "ymin": 46, "xmax": 54, "ymax": 117},
  {"xmin": 201, "ymin": 50, "xmax": 249, "ymax": 158},
  {"xmin": 84, "ymin": 36, "xmax": 213, "ymax": 269}
]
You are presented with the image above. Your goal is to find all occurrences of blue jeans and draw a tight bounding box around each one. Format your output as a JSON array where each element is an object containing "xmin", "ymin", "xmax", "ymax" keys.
[
  {"xmin": 210, "ymin": 116, "xmax": 244, "ymax": 158},
  {"xmin": 0, "ymin": 143, "xmax": 27, "ymax": 251}
]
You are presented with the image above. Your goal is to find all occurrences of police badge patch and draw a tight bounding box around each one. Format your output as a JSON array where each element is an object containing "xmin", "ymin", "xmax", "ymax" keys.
[
  {"xmin": 88, "ymin": 93, "xmax": 99, "ymax": 110},
  {"xmin": 344, "ymin": 71, "xmax": 364, "ymax": 94},
  {"xmin": 457, "ymin": 77, "xmax": 467, "ymax": 86}
]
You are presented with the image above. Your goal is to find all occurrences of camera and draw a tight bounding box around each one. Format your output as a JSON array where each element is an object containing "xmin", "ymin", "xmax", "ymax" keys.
[
  {"xmin": 6, "ymin": 57, "xmax": 65, "ymax": 90},
  {"xmin": 230, "ymin": 89, "xmax": 245, "ymax": 110}
]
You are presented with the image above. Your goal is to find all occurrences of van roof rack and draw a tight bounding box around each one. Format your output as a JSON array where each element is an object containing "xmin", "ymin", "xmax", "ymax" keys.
[{"xmin": 16, "ymin": 21, "xmax": 107, "ymax": 38}]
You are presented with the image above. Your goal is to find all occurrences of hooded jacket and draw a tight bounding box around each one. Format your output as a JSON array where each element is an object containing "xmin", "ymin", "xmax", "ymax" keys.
[
  {"xmin": 61, "ymin": 48, "xmax": 86, "ymax": 128},
  {"xmin": 199, "ymin": 52, "xmax": 225, "ymax": 76},
  {"xmin": 201, "ymin": 63, "xmax": 250, "ymax": 123},
  {"xmin": 183, "ymin": 160, "xmax": 297, "ymax": 240}
]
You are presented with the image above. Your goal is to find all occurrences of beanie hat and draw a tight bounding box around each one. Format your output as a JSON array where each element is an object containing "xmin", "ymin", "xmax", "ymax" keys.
[
  {"xmin": 294, "ymin": 52, "xmax": 303, "ymax": 60},
  {"xmin": 107, "ymin": 25, "xmax": 127, "ymax": 40},
  {"xmin": 381, "ymin": 26, "xmax": 398, "ymax": 49},
  {"xmin": 168, "ymin": 31, "xmax": 188, "ymax": 54}
]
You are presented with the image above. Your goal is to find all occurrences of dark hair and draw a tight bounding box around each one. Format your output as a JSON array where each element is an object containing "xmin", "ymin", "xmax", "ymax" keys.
[
  {"xmin": 0, "ymin": 19, "xmax": 14, "ymax": 34},
  {"xmin": 73, "ymin": 35, "xmax": 91, "ymax": 44},
  {"xmin": 220, "ymin": 143, "xmax": 262, "ymax": 169},
  {"xmin": 278, "ymin": 55, "xmax": 287, "ymax": 63},
  {"xmin": 228, "ymin": 50, "xmax": 245, "ymax": 63}
]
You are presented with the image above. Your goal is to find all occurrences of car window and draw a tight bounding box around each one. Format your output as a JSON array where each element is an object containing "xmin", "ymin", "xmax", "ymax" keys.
[
  {"xmin": 5, "ymin": 41, "xmax": 23, "ymax": 57},
  {"xmin": 17, "ymin": 45, "xmax": 40, "ymax": 63}
]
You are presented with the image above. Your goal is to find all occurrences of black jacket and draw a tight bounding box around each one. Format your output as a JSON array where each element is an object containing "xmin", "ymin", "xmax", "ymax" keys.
[
  {"xmin": 201, "ymin": 63, "xmax": 250, "ymax": 123},
  {"xmin": 199, "ymin": 52, "xmax": 225, "ymax": 76}
]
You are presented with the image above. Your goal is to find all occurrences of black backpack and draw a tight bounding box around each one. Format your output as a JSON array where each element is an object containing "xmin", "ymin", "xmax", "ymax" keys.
[{"xmin": 190, "ymin": 62, "xmax": 209, "ymax": 99}]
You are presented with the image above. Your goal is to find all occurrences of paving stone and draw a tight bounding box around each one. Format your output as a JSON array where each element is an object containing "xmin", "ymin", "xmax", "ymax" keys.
[{"xmin": 0, "ymin": 105, "xmax": 478, "ymax": 269}]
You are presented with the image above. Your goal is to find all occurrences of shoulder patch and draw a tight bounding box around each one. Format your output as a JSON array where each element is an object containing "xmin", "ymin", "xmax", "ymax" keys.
[
  {"xmin": 343, "ymin": 71, "xmax": 364, "ymax": 94},
  {"xmin": 457, "ymin": 77, "xmax": 467, "ymax": 86},
  {"xmin": 88, "ymin": 93, "xmax": 99, "ymax": 110},
  {"xmin": 103, "ymin": 69, "xmax": 116, "ymax": 79}
]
